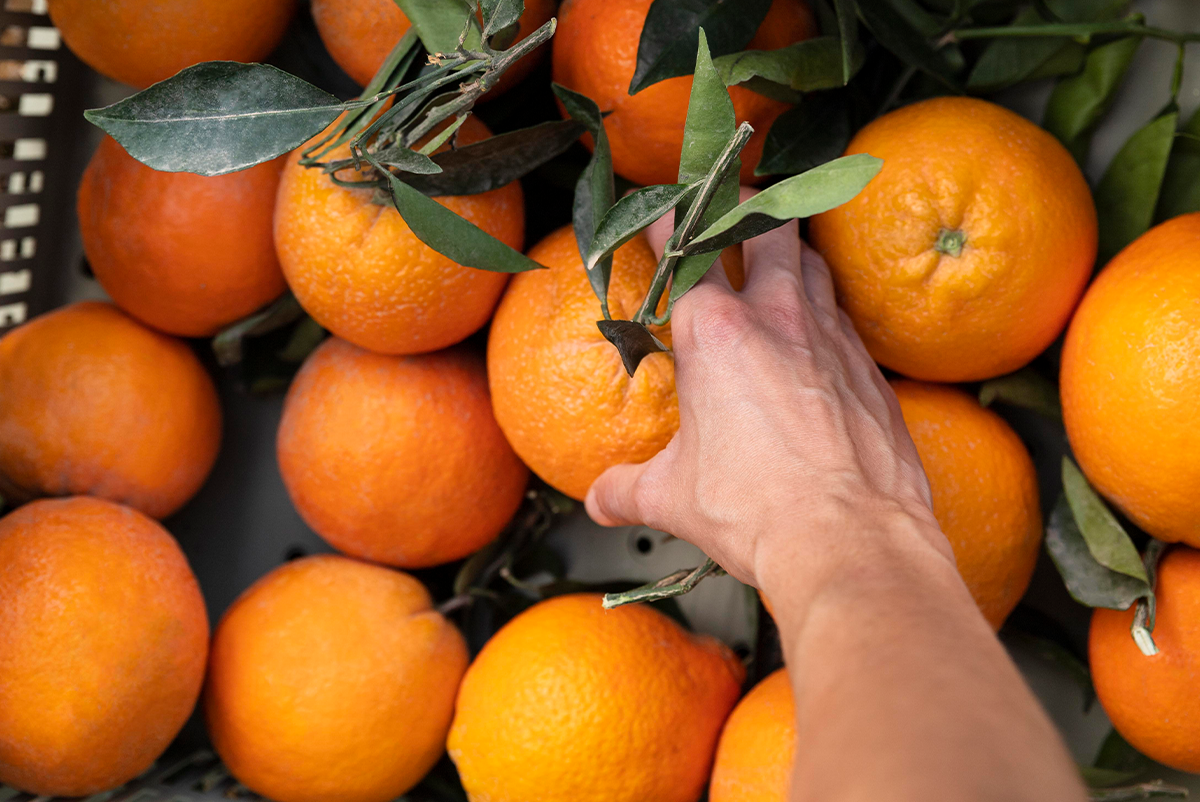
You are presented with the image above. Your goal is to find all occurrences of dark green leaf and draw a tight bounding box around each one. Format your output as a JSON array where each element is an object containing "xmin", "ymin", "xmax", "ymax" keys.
[
  {"xmin": 714, "ymin": 36, "xmax": 864, "ymax": 92},
  {"xmin": 1024, "ymin": 40, "xmax": 1086, "ymax": 82},
  {"xmin": 400, "ymin": 120, "xmax": 585, "ymax": 196},
  {"xmin": 1046, "ymin": 0, "xmax": 1129, "ymax": 22},
  {"xmin": 628, "ymin": 0, "xmax": 773, "ymax": 94},
  {"xmin": 967, "ymin": 8, "xmax": 1079, "ymax": 91},
  {"xmin": 277, "ymin": 317, "xmax": 327, "ymax": 364},
  {"xmin": 1157, "ymin": 105, "xmax": 1200, "ymax": 221},
  {"xmin": 756, "ymin": 91, "xmax": 852, "ymax": 176},
  {"xmin": 833, "ymin": 0, "xmax": 859, "ymax": 84},
  {"xmin": 597, "ymin": 320, "xmax": 670, "ymax": 376},
  {"xmin": 1084, "ymin": 729, "xmax": 1150, "ymax": 788},
  {"xmin": 480, "ymin": 0, "xmax": 523, "ymax": 37},
  {"xmin": 395, "ymin": 0, "xmax": 482, "ymax": 53},
  {"xmin": 552, "ymin": 84, "xmax": 617, "ymax": 317},
  {"xmin": 1044, "ymin": 493, "xmax": 1150, "ymax": 610},
  {"xmin": 371, "ymin": 144, "xmax": 443, "ymax": 174},
  {"xmin": 979, "ymin": 367, "xmax": 1063, "ymax": 420},
  {"xmin": 1062, "ymin": 457, "xmax": 1147, "ymax": 581},
  {"xmin": 683, "ymin": 154, "xmax": 883, "ymax": 255},
  {"xmin": 1003, "ymin": 629, "xmax": 1094, "ymax": 711},
  {"xmin": 586, "ymin": 183, "xmax": 696, "ymax": 271},
  {"xmin": 1095, "ymin": 111, "xmax": 1178, "ymax": 263},
  {"xmin": 212, "ymin": 294, "xmax": 306, "ymax": 367},
  {"xmin": 1043, "ymin": 35, "xmax": 1141, "ymax": 165},
  {"xmin": 374, "ymin": 156, "xmax": 544, "ymax": 273},
  {"xmin": 671, "ymin": 29, "xmax": 739, "ymax": 302},
  {"xmin": 856, "ymin": 0, "xmax": 959, "ymax": 87},
  {"xmin": 84, "ymin": 62, "xmax": 343, "ymax": 176}
]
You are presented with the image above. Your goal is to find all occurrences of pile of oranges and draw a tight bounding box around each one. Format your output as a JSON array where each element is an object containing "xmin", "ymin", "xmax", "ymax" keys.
[{"xmin": 0, "ymin": 0, "xmax": 1195, "ymax": 800}]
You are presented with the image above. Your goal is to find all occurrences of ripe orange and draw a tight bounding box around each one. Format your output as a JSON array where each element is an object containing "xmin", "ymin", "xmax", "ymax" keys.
[
  {"xmin": 48, "ymin": 0, "xmax": 296, "ymax": 89},
  {"xmin": 206, "ymin": 554, "xmax": 469, "ymax": 802},
  {"xmin": 1060, "ymin": 213, "xmax": 1200, "ymax": 546},
  {"xmin": 0, "ymin": 497, "xmax": 208, "ymax": 797},
  {"xmin": 313, "ymin": 0, "xmax": 557, "ymax": 92},
  {"xmin": 275, "ymin": 114, "xmax": 524, "ymax": 355},
  {"xmin": 277, "ymin": 337, "xmax": 528, "ymax": 568},
  {"xmin": 553, "ymin": 0, "xmax": 818, "ymax": 186},
  {"xmin": 709, "ymin": 669, "xmax": 795, "ymax": 802},
  {"xmin": 891, "ymin": 380, "xmax": 1041, "ymax": 630},
  {"xmin": 487, "ymin": 225, "xmax": 673, "ymax": 500},
  {"xmin": 78, "ymin": 136, "xmax": 287, "ymax": 337},
  {"xmin": 1090, "ymin": 546, "xmax": 1200, "ymax": 772},
  {"xmin": 448, "ymin": 593, "xmax": 744, "ymax": 802},
  {"xmin": 0, "ymin": 302, "xmax": 222, "ymax": 519},
  {"xmin": 809, "ymin": 96, "xmax": 1096, "ymax": 382}
]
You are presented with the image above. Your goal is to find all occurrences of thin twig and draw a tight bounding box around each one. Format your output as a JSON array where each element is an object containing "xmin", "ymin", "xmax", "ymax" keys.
[
  {"xmin": 1131, "ymin": 539, "xmax": 1168, "ymax": 656},
  {"xmin": 601, "ymin": 558, "xmax": 726, "ymax": 608},
  {"xmin": 949, "ymin": 21, "xmax": 1200, "ymax": 44}
]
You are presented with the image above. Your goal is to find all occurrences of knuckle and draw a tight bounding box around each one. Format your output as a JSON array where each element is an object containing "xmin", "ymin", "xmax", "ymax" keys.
[
  {"xmin": 674, "ymin": 290, "xmax": 750, "ymax": 351},
  {"xmin": 756, "ymin": 293, "xmax": 810, "ymax": 342}
]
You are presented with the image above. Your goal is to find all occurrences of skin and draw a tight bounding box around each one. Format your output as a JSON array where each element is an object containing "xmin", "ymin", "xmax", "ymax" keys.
[{"xmin": 585, "ymin": 194, "xmax": 1086, "ymax": 802}]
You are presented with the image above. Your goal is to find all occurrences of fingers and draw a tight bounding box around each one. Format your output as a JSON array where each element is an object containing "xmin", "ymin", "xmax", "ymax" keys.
[
  {"xmin": 742, "ymin": 218, "xmax": 802, "ymax": 295},
  {"xmin": 800, "ymin": 240, "xmax": 838, "ymax": 319},
  {"xmin": 645, "ymin": 212, "xmax": 674, "ymax": 261},
  {"xmin": 585, "ymin": 461, "xmax": 652, "ymax": 528}
]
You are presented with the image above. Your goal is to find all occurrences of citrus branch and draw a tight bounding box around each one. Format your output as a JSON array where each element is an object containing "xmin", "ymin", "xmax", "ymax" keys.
[
  {"xmin": 948, "ymin": 21, "xmax": 1200, "ymax": 45},
  {"xmin": 1131, "ymin": 538, "xmax": 1168, "ymax": 657},
  {"xmin": 601, "ymin": 558, "xmax": 726, "ymax": 609},
  {"xmin": 634, "ymin": 122, "xmax": 753, "ymax": 326}
]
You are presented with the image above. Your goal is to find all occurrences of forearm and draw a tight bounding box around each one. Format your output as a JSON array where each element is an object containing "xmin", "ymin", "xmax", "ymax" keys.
[{"xmin": 760, "ymin": 513, "xmax": 1086, "ymax": 802}]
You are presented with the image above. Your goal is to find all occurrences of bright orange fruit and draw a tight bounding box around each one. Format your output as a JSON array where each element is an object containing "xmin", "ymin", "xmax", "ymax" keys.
[
  {"xmin": 1060, "ymin": 213, "xmax": 1200, "ymax": 546},
  {"xmin": 448, "ymin": 593, "xmax": 744, "ymax": 802},
  {"xmin": 277, "ymin": 337, "xmax": 529, "ymax": 568},
  {"xmin": 809, "ymin": 96, "xmax": 1096, "ymax": 382},
  {"xmin": 0, "ymin": 497, "xmax": 208, "ymax": 797},
  {"xmin": 552, "ymin": 0, "xmax": 818, "ymax": 186},
  {"xmin": 206, "ymin": 555, "xmax": 469, "ymax": 802},
  {"xmin": 709, "ymin": 669, "xmax": 795, "ymax": 802}
]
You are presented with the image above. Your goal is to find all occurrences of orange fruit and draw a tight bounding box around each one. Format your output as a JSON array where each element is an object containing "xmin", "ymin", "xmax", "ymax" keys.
[
  {"xmin": 206, "ymin": 554, "xmax": 469, "ymax": 802},
  {"xmin": 313, "ymin": 0, "xmax": 557, "ymax": 92},
  {"xmin": 1060, "ymin": 213, "xmax": 1200, "ymax": 546},
  {"xmin": 275, "ymin": 114, "xmax": 524, "ymax": 355},
  {"xmin": 1090, "ymin": 546, "xmax": 1200, "ymax": 772},
  {"xmin": 709, "ymin": 669, "xmax": 795, "ymax": 802},
  {"xmin": 0, "ymin": 302, "xmax": 222, "ymax": 519},
  {"xmin": 448, "ymin": 593, "xmax": 744, "ymax": 802},
  {"xmin": 277, "ymin": 337, "xmax": 528, "ymax": 568},
  {"xmin": 487, "ymin": 225, "xmax": 673, "ymax": 500},
  {"xmin": 891, "ymin": 380, "xmax": 1041, "ymax": 630},
  {"xmin": 78, "ymin": 136, "xmax": 287, "ymax": 337},
  {"xmin": 809, "ymin": 96, "xmax": 1096, "ymax": 382},
  {"xmin": 0, "ymin": 497, "xmax": 208, "ymax": 797},
  {"xmin": 552, "ymin": 0, "xmax": 818, "ymax": 186},
  {"xmin": 48, "ymin": 0, "xmax": 296, "ymax": 89}
]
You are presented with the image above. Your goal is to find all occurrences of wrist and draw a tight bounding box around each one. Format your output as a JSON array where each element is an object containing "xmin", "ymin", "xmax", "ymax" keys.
[{"xmin": 754, "ymin": 497, "xmax": 955, "ymax": 625}]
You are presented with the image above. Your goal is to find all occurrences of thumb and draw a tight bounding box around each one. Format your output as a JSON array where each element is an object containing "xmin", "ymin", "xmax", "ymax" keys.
[{"xmin": 585, "ymin": 461, "xmax": 652, "ymax": 527}]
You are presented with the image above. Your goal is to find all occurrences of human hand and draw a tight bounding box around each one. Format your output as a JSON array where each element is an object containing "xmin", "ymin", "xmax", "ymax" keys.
[{"xmin": 584, "ymin": 193, "xmax": 952, "ymax": 598}]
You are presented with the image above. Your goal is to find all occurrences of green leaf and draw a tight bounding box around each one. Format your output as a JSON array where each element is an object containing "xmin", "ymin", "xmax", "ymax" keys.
[
  {"xmin": 1084, "ymin": 729, "xmax": 1150, "ymax": 788},
  {"xmin": 683, "ymin": 154, "xmax": 883, "ymax": 255},
  {"xmin": 552, "ymin": 84, "xmax": 617, "ymax": 317},
  {"xmin": 1002, "ymin": 629, "xmax": 1094, "ymax": 711},
  {"xmin": 1062, "ymin": 458, "xmax": 1148, "ymax": 583},
  {"xmin": 671, "ymin": 28, "xmax": 740, "ymax": 302},
  {"xmin": 277, "ymin": 317, "xmax": 327, "ymax": 364},
  {"xmin": 628, "ymin": 0, "xmax": 773, "ymax": 94},
  {"xmin": 585, "ymin": 183, "xmax": 696, "ymax": 272},
  {"xmin": 1156, "ymin": 105, "xmax": 1200, "ymax": 221},
  {"xmin": 756, "ymin": 91, "xmax": 852, "ymax": 176},
  {"xmin": 370, "ymin": 144, "xmax": 443, "ymax": 173},
  {"xmin": 855, "ymin": 0, "xmax": 960, "ymax": 87},
  {"xmin": 967, "ymin": 8, "xmax": 1081, "ymax": 91},
  {"xmin": 84, "ymin": 62, "xmax": 343, "ymax": 176},
  {"xmin": 1044, "ymin": 493, "xmax": 1150, "ymax": 610},
  {"xmin": 597, "ymin": 320, "xmax": 670, "ymax": 376},
  {"xmin": 480, "ymin": 0, "xmax": 523, "ymax": 37},
  {"xmin": 1047, "ymin": 0, "xmax": 1130, "ymax": 22},
  {"xmin": 394, "ymin": 0, "xmax": 482, "ymax": 53},
  {"xmin": 714, "ymin": 36, "xmax": 864, "ymax": 92},
  {"xmin": 212, "ymin": 293, "xmax": 306, "ymax": 367},
  {"xmin": 1087, "ymin": 782, "xmax": 1189, "ymax": 801},
  {"xmin": 1043, "ymin": 35, "xmax": 1141, "ymax": 165},
  {"xmin": 978, "ymin": 367, "xmax": 1063, "ymax": 420},
  {"xmin": 833, "ymin": 0, "xmax": 859, "ymax": 84},
  {"xmin": 1095, "ymin": 110, "xmax": 1178, "ymax": 263},
  {"xmin": 400, "ymin": 119, "xmax": 585, "ymax": 196},
  {"xmin": 373, "ymin": 155, "xmax": 544, "ymax": 273}
]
